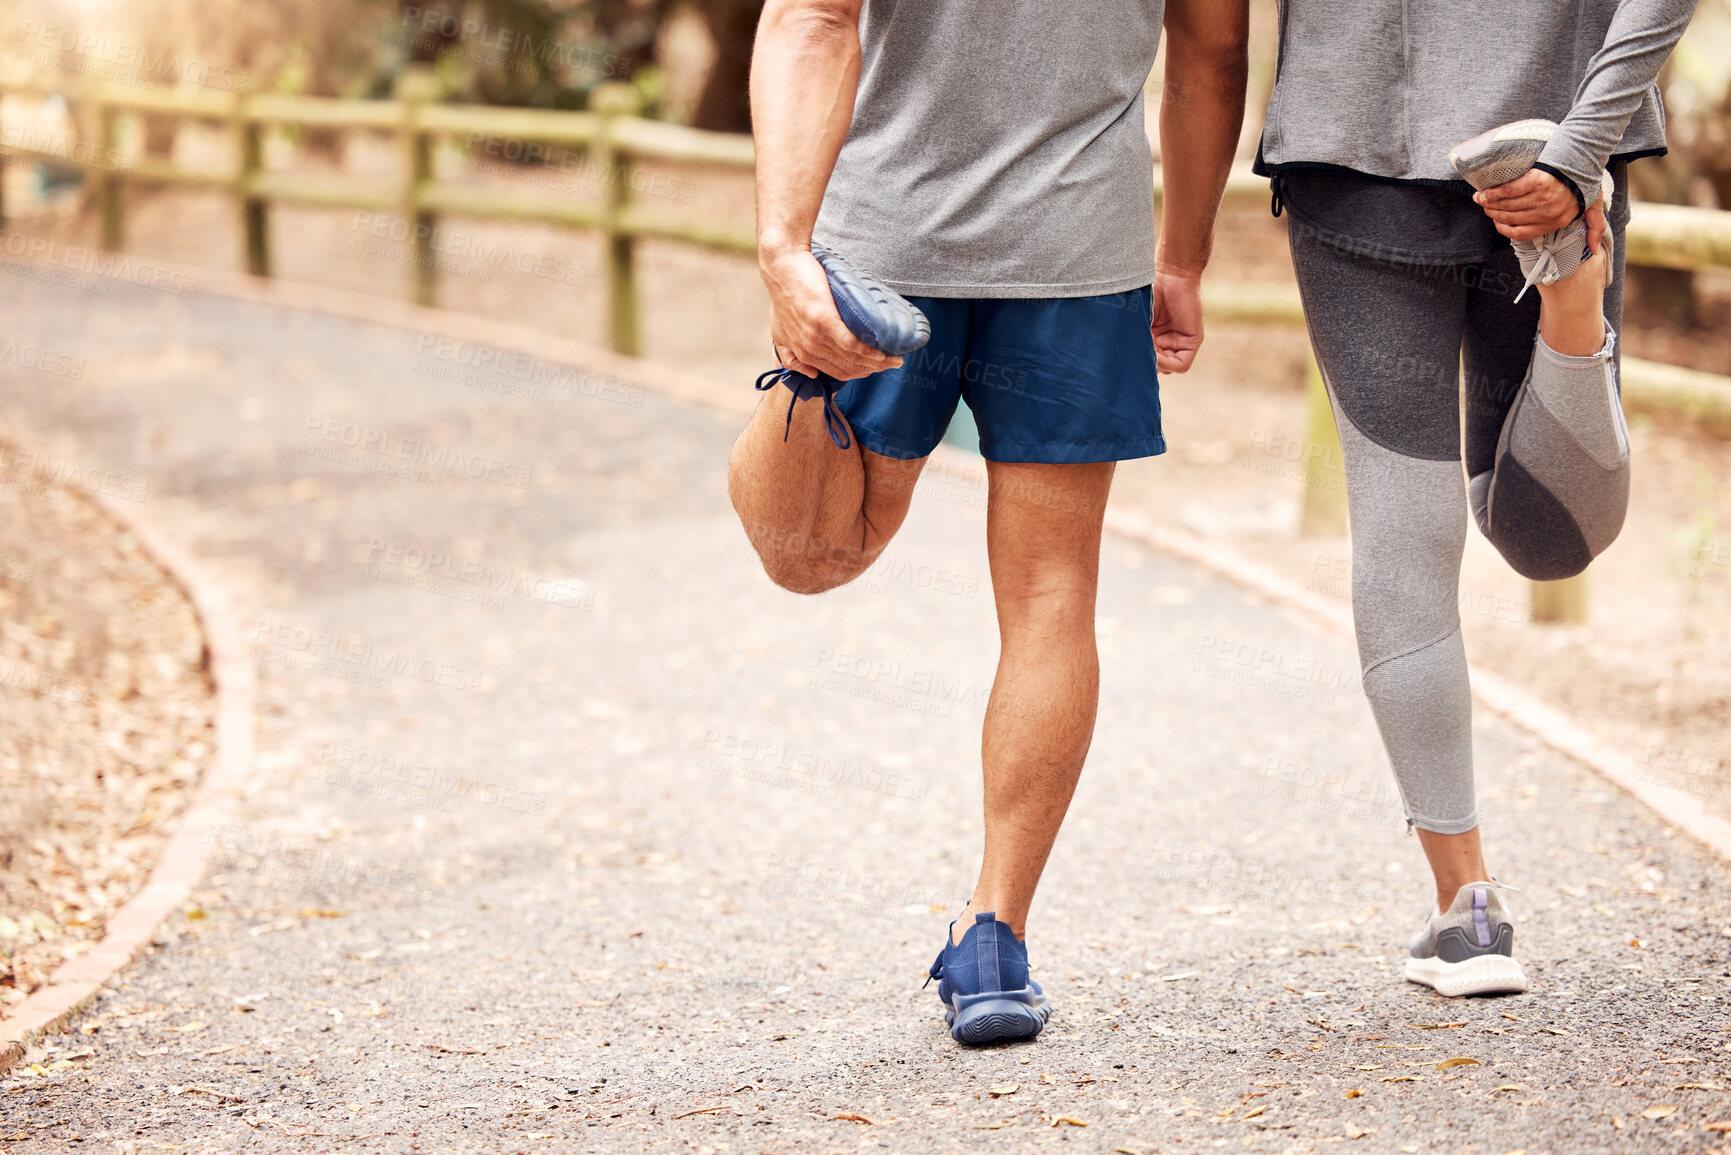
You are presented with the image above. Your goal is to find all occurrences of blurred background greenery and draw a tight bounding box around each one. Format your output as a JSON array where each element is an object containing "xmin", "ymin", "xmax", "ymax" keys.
[{"xmin": 7, "ymin": 0, "xmax": 1731, "ymax": 188}]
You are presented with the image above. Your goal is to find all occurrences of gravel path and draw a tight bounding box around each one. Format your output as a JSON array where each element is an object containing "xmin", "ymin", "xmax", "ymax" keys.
[{"xmin": 0, "ymin": 267, "xmax": 1728, "ymax": 1154}]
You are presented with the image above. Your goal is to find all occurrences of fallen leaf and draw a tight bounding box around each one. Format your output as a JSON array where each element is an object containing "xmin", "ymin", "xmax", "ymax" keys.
[
  {"xmin": 163, "ymin": 1022, "xmax": 206, "ymax": 1034},
  {"xmin": 1050, "ymin": 1116, "xmax": 1087, "ymax": 1127},
  {"xmin": 1704, "ymin": 1121, "xmax": 1731, "ymax": 1132},
  {"xmin": 1343, "ymin": 1123, "xmax": 1374, "ymax": 1139},
  {"xmin": 1409, "ymin": 1021, "xmax": 1468, "ymax": 1030},
  {"xmin": 1491, "ymin": 1085, "xmax": 1524, "ymax": 1093},
  {"xmin": 1241, "ymin": 1106, "xmax": 1265, "ymax": 1120},
  {"xmin": 672, "ymin": 1105, "xmax": 732, "ymax": 1119},
  {"xmin": 1612, "ymin": 1116, "xmax": 1624, "ymax": 1130},
  {"xmin": 422, "ymin": 1044, "xmax": 487, "ymax": 1055},
  {"xmin": 1160, "ymin": 971, "xmax": 1199, "ymax": 982},
  {"xmin": 974, "ymin": 1120, "xmax": 1016, "ymax": 1130},
  {"xmin": 1641, "ymin": 1105, "xmax": 1679, "ymax": 1120},
  {"xmin": 1501, "ymin": 1013, "xmax": 1521, "ymax": 1022},
  {"xmin": 1537, "ymin": 1027, "xmax": 1572, "ymax": 1036},
  {"xmin": 833, "ymin": 1113, "xmax": 877, "ymax": 1125},
  {"xmin": 1349, "ymin": 1064, "xmax": 1384, "ymax": 1071},
  {"xmin": 1351, "ymin": 1034, "xmax": 1387, "ymax": 1041},
  {"xmin": 1344, "ymin": 1089, "xmax": 1362, "ymax": 1099},
  {"xmin": 1677, "ymin": 1083, "xmax": 1725, "ymax": 1091},
  {"xmin": 1381, "ymin": 1076, "xmax": 1420, "ymax": 1083},
  {"xmin": 294, "ymin": 909, "xmax": 347, "ymax": 919},
  {"xmin": 1435, "ymin": 1057, "xmax": 1481, "ymax": 1071},
  {"xmin": 201, "ymin": 1045, "xmax": 237, "ymax": 1056},
  {"xmin": 987, "ymin": 1084, "xmax": 1019, "ymax": 1097}
]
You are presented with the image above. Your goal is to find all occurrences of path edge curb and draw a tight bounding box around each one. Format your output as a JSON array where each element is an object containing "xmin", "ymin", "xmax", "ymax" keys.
[
  {"xmin": 4, "ymin": 249, "xmax": 1724, "ymax": 870},
  {"xmin": 0, "ymin": 469, "xmax": 255, "ymax": 1075}
]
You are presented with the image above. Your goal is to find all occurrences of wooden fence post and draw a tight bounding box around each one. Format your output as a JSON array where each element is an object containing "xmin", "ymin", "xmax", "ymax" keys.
[
  {"xmin": 1531, "ymin": 573, "xmax": 1588, "ymax": 624},
  {"xmin": 96, "ymin": 91, "xmax": 124, "ymax": 251},
  {"xmin": 236, "ymin": 95, "xmax": 269, "ymax": 277},
  {"xmin": 591, "ymin": 82, "xmax": 641, "ymax": 357},
  {"xmin": 394, "ymin": 65, "xmax": 440, "ymax": 307},
  {"xmin": 1299, "ymin": 356, "xmax": 1348, "ymax": 537}
]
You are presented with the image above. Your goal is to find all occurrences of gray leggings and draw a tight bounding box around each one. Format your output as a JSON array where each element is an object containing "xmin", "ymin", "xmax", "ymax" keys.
[{"xmin": 1285, "ymin": 181, "xmax": 1631, "ymax": 834}]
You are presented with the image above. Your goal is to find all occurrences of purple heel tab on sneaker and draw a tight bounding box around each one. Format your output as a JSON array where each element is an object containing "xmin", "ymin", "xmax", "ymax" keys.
[{"xmin": 1472, "ymin": 888, "xmax": 1492, "ymax": 948}]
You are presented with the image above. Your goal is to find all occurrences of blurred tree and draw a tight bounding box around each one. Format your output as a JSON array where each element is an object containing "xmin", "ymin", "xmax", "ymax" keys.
[{"xmin": 689, "ymin": 0, "xmax": 760, "ymax": 133}]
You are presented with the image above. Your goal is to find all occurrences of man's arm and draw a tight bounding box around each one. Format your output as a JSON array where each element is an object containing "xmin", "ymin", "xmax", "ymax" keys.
[
  {"xmin": 1151, "ymin": 0, "xmax": 1249, "ymax": 374},
  {"xmin": 751, "ymin": 0, "xmax": 898, "ymax": 381}
]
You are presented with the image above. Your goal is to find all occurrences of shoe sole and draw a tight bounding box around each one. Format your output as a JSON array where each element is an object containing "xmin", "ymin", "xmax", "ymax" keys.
[
  {"xmin": 945, "ymin": 988, "xmax": 1050, "ymax": 1045},
  {"xmin": 1448, "ymin": 118, "xmax": 1557, "ymax": 191},
  {"xmin": 811, "ymin": 241, "xmax": 932, "ymax": 358},
  {"xmin": 1403, "ymin": 953, "xmax": 1530, "ymax": 997}
]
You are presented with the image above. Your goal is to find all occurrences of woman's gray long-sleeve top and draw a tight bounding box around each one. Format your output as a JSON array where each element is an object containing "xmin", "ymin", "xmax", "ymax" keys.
[{"xmin": 1255, "ymin": 0, "xmax": 1700, "ymax": 209}]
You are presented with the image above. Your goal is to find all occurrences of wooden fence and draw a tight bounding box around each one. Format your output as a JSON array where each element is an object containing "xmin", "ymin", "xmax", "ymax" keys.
[{"xmin": 4, "ymin": 64, "xmax": 1731, "ymax": 620}]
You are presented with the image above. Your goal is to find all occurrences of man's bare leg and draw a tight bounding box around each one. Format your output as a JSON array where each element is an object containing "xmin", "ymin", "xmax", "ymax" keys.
[
  {"xmin": 951, "ymin": 460, "xmax": 1115, "ymax": 943},
  {"xmin": 728, "ymin": 391, "xmax": 926, "ymax": 594}
]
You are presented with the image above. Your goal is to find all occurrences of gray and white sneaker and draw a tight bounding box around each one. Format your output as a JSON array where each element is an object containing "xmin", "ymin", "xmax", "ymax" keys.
[
  {"xmin": 1448, "ymin": 119, "xmax": 1614, "ymax": 302},
  {"xmin": 1404, "ymin": 881, "xmax": 1529, "ymax": 997}
]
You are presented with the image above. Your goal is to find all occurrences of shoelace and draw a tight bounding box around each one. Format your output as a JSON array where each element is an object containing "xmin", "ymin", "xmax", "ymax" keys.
[
  {"xmin": 754, "ymin": 355, "xmax": 852, "ymax": 450},
  {"xmin": 1513, "ymin": 227, "xmax": 1584, "ymax": 303}
]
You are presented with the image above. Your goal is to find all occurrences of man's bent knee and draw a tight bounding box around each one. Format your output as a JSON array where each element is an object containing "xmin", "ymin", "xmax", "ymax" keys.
[{"xmin": 747, "ymin": 523, "xmax": 872, "ymax": 595}]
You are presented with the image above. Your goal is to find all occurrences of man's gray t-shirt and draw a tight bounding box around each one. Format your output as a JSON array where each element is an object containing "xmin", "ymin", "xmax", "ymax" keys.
[{"xmin": 812, "ymin": 0, "xmax": 1166, "ymax": 300}]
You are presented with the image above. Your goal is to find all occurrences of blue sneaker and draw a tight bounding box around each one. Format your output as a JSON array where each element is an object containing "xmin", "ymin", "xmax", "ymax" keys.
[
  {"xmin": 755, "ymin": 243, "xmax": 932, "ymax": 450},
  {"xmin": 926, "ymin": 912, "xmax": 1050, "ymax": 1045}
]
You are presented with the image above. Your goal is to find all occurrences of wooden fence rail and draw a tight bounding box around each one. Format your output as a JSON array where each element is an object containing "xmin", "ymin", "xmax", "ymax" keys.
[{"xmin": 5, "ymin": 66, "xmax": 1731, "ymax": 621}]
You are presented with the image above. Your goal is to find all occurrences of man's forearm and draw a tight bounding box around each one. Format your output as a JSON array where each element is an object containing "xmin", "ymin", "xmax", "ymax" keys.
[
  {"xmin": 1156, "ymin": 11, "xmax": 1249, "ymax": 277},
  {"xmin": 750, "ymin": 0, "xmax": 863, "ymax": 264}
]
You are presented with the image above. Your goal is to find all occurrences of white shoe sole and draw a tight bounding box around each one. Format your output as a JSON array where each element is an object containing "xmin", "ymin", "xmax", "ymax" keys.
[{"xmin": 1404, "ymin": 953, "xmax": 1529, "ymax": 997}]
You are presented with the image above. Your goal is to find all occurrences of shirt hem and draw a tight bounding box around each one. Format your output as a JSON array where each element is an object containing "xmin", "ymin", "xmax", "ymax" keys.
[{"xmin": 872, "ymin": 271, "xmax": 1156, "ymax": 301}]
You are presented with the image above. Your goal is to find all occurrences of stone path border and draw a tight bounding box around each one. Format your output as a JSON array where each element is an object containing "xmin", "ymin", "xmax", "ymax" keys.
[
  {"xmin": 0, "ymin": 248, "xmax": 1723, "ymax": 1076},
  {"xmin": 0, "ymin": 479, "xmax": 256, "ymax": 1074}
]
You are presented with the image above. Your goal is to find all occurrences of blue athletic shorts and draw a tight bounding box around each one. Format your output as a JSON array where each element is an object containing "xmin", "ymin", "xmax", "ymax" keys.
[{"xmin": 831, "ymin": 287, "xmax": 1164, "ymax": 464}]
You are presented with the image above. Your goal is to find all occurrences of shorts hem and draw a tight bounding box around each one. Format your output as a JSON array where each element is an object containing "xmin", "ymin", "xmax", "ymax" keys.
[
  {"xmin": 979, "ymin": 436, "xmax": 1166, "ymax": 465},
  {"xmin": 848, "ymin": 421, "xmax": 940, "ymax": 462}
]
